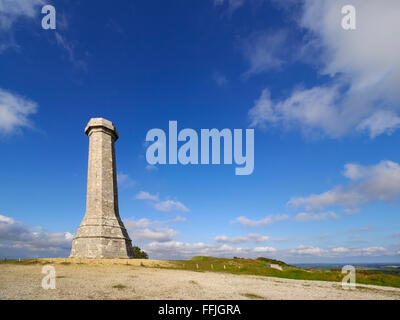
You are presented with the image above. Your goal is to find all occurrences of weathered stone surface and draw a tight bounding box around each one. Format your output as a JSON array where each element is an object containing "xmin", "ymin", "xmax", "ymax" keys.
[{"xmin": 70, "ymin": 118, "xmax": 134, "ymax": 259}]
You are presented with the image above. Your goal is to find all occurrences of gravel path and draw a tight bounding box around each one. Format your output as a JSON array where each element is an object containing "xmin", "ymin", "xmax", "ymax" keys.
[{"xmin": 1, "ymin": 262, "xmax": 400, "ymax": 300}]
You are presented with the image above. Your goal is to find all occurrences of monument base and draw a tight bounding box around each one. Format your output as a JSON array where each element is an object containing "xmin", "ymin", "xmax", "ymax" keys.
[
  {"xmin": 70, "ymin": 217, "xmax": 134, "ymax": 259},
  {"xmin": 70, "ymin": 237, "xmax": 134, "ymax": 259}
]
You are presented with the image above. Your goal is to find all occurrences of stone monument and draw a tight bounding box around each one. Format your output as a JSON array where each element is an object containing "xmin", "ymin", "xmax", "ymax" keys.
[{"xmin": 70, "ymin": 118, "xmax": 134, "ymax": 258}]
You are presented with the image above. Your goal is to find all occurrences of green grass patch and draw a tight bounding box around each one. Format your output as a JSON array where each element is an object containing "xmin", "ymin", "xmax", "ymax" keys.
[
  {"xmin": 112, "ymin": 284, "xmax": 127, "ymax": 290},
  {"xmin": 0, "ymin": 259, "xmax": 44, "ymax": 265},
  {"xmin": 167, "ymin": 256, "xmax": 400, "ymax": 289},
  {"xmin": 241, "ymin": 293, "xmax": 266, "ymax": 299}
]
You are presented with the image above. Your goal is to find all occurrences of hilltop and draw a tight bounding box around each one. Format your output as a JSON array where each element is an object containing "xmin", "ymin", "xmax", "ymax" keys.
[{"xmin": 1, "ymin": 257, "xmax": 400, "ymax": 300}]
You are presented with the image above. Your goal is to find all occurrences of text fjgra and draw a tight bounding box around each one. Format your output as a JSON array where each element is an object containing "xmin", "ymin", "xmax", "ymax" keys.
[
  {"xmin": 158, "ymin": 304, "xmax": 241, "ymax": 317},
  {"xmin": 146, "ymin": 121, "xmax": 254, "ymax": 175}
]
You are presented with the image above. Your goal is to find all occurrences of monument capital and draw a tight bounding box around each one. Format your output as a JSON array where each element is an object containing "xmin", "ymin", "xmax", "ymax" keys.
[{"xmin": 85, "ymin": 118, "xmax": 119, "ymax": 140}]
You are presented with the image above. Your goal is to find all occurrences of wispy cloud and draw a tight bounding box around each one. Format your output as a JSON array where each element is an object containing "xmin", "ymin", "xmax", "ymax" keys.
[
  {"xmin": 0, "ymin": 88, "xmax": 38, "ymax": 135},
  {"xmin": 124, "ymin": 217, "xmax": 152, "ymax": 230},
  {"xmin": 124, "ymin": 216, "xmax": 187, "ymax": 231},
  {"xmin": 54, "ymin": 32, "xmax": 86, "ymax": 70},
  {"xmin": 135, "ymin": 191, "xmax": 159, "ymax": 201},
  {"xmin": 289, "ymin": 245, "xmax": 328, "ymax": 256},
  {"xmin": 288, "ymin": 160, "xmax": 400, "ymax": 211},
  {"xmin": 133, "ymin": 228, "xmax": 178, "ymax": 242},
  {"xmin": 331, "ymin": 247, "xmax": 350, "ymax": 254},
  {"xmin": 215, "ymin": 233, "xmax": 270, "ymax": 244},
  {"xmin": 135, "ymin": 191, "xmax": 190, "ymax": 213},
  {"xmin": 213, "ymin": 72, "xmax": 228, "ymax": 87},
  {"xmin": 145, "ymin": 164, "xmax": 158, "ymax": 171},
  {"xmin": 294, "ymin": 211, "xmax": 339, "ymax": 222},
  {"xmin": 124, "ymin": 216, "xmax": 187, "ymax": 243},
  {"xmin": 242, "ymin": 30, "xmax": 288, "ymax": 77},
  {"xmin": 289, "ymin": 245, "xmax": 391, "ymax": 258},
  {"xmin": 0, "ymin": 0, "xmax": 44, "ymax": 53},
  {"xmin": 0, "ymin": 0, "xmax": 44, "ymax": 30},
  {"xmin": 234, "ymin": 214, "xmax": 289, "ymax": 227},
  {"xmin": 213, "ymin": 0, "xmax": 246, "ymax": 16},
  {"xmin": 154, "ymin": 200, "xmax": 190, "ymax": 213}
]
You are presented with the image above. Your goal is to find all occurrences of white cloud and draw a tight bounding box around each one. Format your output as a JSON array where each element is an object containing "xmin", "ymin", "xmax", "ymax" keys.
[
  {"xmin": 351, "ymin": 247, "xmax": 389, "ymax": 257},
  {"xmin": 289, "ymin": 160, "xmax": 400, "ymax": 211},
  {"xmin": 0, "ymin": 88, "xmax": 38, "ymax": 135},
  {"xmin": 249, "ymin": 85, "xmax": 347, "ymax": 137},
  {"xmin": 154, "ymin": 200, "xmax": 190, "ymax": 213},
  {"xmin": 124, "ymin": 216, "xmax": 186, "ymax": 244},
  {"xmin": 124, "ymin": 218, "xmax": 151, "ymax": 230},
  {"xmin": 215, "ymin": 233, "xmax": 270, "ymax": 244},
  {"xmin": 135, "ymin": 191, "xmax": 189, "ymax": 212},
  {"xmin": 331, "ymin": 247, "xmax": 350, "ymax": 253},
  {"xmin": 344, "ymin": 208, "xmax": 360, "ymax": 215},
  {"xmin": 249, "ymin": 0, "xmax": 400, "ymax": 138},
  {"xmin": 0, "ymin": 0, "xmax": 44, "ymax": 30},
  {"xmin": 253, "ymin": 246, "xmax": 276, "ymax": 253},
  {"xmin": 133, "ymin": 228, "xmax": 178, "ymax": 243},
  {"xmin": 357, "ymin": 110, "xmax": 400, "ymax": 138},
  {"xmin": 301, "ymin": 0, "xmax": 400, "ymax": 99},
  {"xmin": 144, "ymin": 240, "xmax": 276, "ymax": 260},
  {"xmin": 242, "ymin": 30, "xmax": 287, "ymax": 77},
  {"xmin": 290, "ymin": 245, "xmax": 327, "ymax": 256},
  {"xmin": 234, "ymin": 214, "xmax": 289, "ymax": 227},
  {"xmin": 143, "ymin": 239, "xmax": 392, "ymax": 260},
  {"xmin": 295, "ymin": 211, "xmax": 339, "ymax": 222},
  {"xmin": 0, "ymin": 214, "xmax": 73, "ymax": 256},
  {"xmin": 325, "ymin": 246, "xmax": 389, "ymax": 257},
  {"xmin": 124, "ymin": 216, "xmax": 187, "ymax": 231},
  {"xmin": 135, "ymin": 191, "xmax": 159, "ymax": 201},
  {"xmin": 397, "ymin": 249, "xmax": 400, "ymax": 255},
  {"xmin": 170, "ymin": 215, "xmax": 187, "ymax": 223}
]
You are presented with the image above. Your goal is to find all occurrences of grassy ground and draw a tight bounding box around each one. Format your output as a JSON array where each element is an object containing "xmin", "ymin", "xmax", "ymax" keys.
[
  {"xmin": 1, "ymin": 256, "xmax": 399, "ymax": 289},
  {"xmin": 166, "ymin": 256, "xmax": 400, "ymax": 289}
]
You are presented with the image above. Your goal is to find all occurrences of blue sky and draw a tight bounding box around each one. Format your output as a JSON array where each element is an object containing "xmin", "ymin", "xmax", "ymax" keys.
[{"xmin": 0, "ymin": 0, "xmax": 399, "ymax": 263}]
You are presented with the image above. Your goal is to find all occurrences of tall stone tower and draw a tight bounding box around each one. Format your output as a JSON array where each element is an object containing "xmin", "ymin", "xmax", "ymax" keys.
[{"xmin": 70, "ymin": 118, "xmax": 134, "ymax": 259}]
